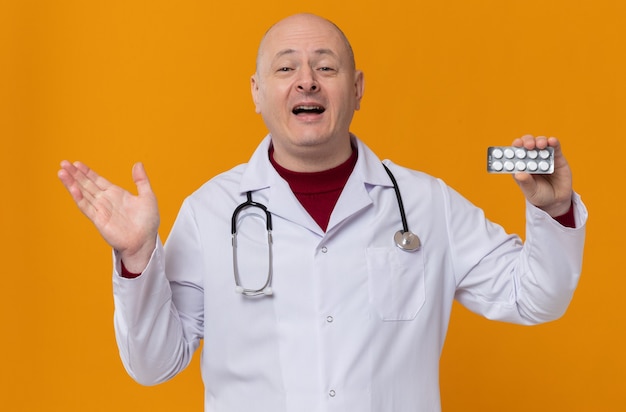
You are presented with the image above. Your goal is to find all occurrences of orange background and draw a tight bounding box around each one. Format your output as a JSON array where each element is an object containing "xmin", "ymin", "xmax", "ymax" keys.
[{"xmin": 1, "ymin": 0, "xmax": 624, "ymax": 410}]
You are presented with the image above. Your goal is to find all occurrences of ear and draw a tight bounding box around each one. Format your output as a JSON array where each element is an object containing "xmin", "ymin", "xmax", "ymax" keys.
[
  {"xmin": 354, "ymin": 70, "xmax": 365, "ymax": 111},
  {"xmin": 251, "ymin": 74, "xmax": 261, "ymax": 114}
]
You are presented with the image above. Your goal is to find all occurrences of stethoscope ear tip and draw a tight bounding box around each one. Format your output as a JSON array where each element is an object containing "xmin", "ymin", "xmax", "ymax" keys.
[
  {"xmin": 235, "ymin": 286, "xmax": 244, "ymax": 294},
  {"xmin": 263, "ymin": 287, "xmax": 274, "ymax": 296}
]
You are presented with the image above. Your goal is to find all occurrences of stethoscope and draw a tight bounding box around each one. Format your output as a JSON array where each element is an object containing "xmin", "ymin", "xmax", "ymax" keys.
[{"xmin": 231, "ymin": 163, "xmax": 421, "ymax": 297}]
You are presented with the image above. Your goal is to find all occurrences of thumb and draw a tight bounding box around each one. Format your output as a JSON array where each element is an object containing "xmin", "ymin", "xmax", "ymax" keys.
[{"xmin": 132, "ymin": 162, "xmax": 153, "ymax": 196}]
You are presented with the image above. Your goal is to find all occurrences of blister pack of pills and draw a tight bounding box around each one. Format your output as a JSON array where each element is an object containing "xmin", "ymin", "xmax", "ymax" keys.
[{"xmin": 487, "ymin": 146, "xmax": 554, "ymax": 174}]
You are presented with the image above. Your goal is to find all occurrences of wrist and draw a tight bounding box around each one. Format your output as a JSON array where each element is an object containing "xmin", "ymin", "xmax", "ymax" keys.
[
  {"xmin": 119, "ymin": 238, "xmax": 156, "ymax": 274},
  {"xmin": 553, "ymin": 201, "xmax": 576, "ymax": 228},
  {"xmin": 540, "ymin": 195, "xmax": 574, "ymax": 218}
]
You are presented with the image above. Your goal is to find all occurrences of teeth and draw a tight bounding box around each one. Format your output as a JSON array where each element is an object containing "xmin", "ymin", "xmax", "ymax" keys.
[{"xmin": 293, "ymin": 105, "xmax": 325, "ymax": 114}]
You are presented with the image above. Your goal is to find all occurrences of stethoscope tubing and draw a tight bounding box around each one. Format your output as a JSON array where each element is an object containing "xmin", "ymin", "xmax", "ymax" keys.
[
  {"xmin": 382, "ymin": 164, "xmax": 410, "ymax": 234},
  {"xmin": 231, "ymin": 163, "xmax": 421, "ymax": 296},
  {"xmin": 231, "ymin": 191, "xmax": 274, "ymax": 296}
]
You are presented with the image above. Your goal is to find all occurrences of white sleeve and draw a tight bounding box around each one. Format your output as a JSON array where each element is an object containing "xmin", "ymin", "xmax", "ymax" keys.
[
  {"xmin": 452, "ymin": 190, "xmax": 588, "ymax": 324},
  {"xmin": 112, "ymin": 199, "xmax": 204, "ymax": 385}
]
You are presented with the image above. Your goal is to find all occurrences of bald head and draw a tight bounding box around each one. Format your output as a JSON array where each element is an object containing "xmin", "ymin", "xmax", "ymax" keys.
[
  {"xmin": 249, "ymin": 12, "xmax": 365, "ymax": 171},
  {"xmin": 255, "ymin": 14, "xmax": 356, "ymax": 74}
]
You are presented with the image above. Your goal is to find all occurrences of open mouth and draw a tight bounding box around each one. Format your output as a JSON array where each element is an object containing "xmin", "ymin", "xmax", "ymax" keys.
[{"xmin": 292, "ymin": 105, "xmax": 326, "ymax": 115}]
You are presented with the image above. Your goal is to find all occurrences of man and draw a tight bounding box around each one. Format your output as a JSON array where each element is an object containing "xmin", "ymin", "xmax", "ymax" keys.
[{"xmin": 58, "ymin": 13, "xmax": 587, "ymax": 412}]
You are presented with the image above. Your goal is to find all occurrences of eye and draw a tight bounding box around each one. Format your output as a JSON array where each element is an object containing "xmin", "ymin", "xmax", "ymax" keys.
[
  {"xmin": 318, "ymin": 67, "xmax": 335, "ymax": 72},
  {"xmin": 277, "ymin": 67, "xmax": 292, "ymax": 72}
]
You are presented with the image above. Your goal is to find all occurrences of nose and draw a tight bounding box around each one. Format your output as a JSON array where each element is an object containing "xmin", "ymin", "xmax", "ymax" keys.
[{"xmin": 296, "ymin": 68, "xmax": 319, "ymax": 93}]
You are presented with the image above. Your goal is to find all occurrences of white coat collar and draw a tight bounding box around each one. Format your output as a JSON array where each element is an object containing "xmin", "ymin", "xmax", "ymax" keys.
[{"xmin": 238, "ymin": 134, "xmax": 394, "ymax": 234}]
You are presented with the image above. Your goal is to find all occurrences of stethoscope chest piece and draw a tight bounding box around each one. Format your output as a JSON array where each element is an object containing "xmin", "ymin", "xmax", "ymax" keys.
[{"xmin": 394, "ymin": 230, "xmax": 421, "ymax": 252}]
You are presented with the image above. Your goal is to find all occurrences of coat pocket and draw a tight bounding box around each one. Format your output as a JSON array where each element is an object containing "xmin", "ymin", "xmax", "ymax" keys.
[{"xmin": 367, "ymin": 247, "xmax": 426, "ymax": 321}]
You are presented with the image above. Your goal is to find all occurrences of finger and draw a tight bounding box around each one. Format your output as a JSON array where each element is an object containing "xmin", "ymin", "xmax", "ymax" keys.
[
  {"xmin": 65, "ymin": 162, "xmax": 115, "ymax": 207},
  {"xmin": 58, "ymin": 160, "xmax": 77, "ymax": 188},
  {"xmin": 522, "ymin": 134, "xmax": 540, "ymax": 150},
  {"xmin": 547, "ymin": 136, "xmax": 561, "ymax": 157},
  {"xmin": 534, "ymin": 135, "xmax": 548, "ymax": 149},
  {"xmin": 73, "ymin": 161, "xmax": 113, "ymax": 191},
  {"xmin": 58, "ymin": 163, "xmax": 84, "ymax": 203},
  {"xmin": 547, "ymin": 136, "xmax": 561, "ymax": 153},
  {"xmin": 132, "ymin": 162, "xmax": 154, "ymax": 197},
  {"xmin": 59, "ymin": 160, "xmax": 128, "ymax": 228},
  {"xmin": 58, "ymin": 160, "xmax": 96, "ymax": 202},
  {"xmin": 57, "ymin": 162, "xmax": 110, "ymax": 219},
  {"xmin": 513, "ymin": 134, "xmax": 551, "ymax": 150},
  {"xmin": 512, "ymin": 134, "xmax": 535, "ymax": 149},
  {"xmin": 547, "ymin": 136, "xmax": 569, "ymax": 171}
]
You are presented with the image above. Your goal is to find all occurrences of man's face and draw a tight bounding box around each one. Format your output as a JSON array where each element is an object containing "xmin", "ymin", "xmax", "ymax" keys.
[{"xmin": 251, "ymin": 14, "xmax": 364, "ymax": 167}]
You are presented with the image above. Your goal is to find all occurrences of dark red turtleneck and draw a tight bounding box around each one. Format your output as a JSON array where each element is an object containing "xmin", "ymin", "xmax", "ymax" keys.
[{"xmin": 269, "ymin": 146, "xmax": 358, "ymax": 232}]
